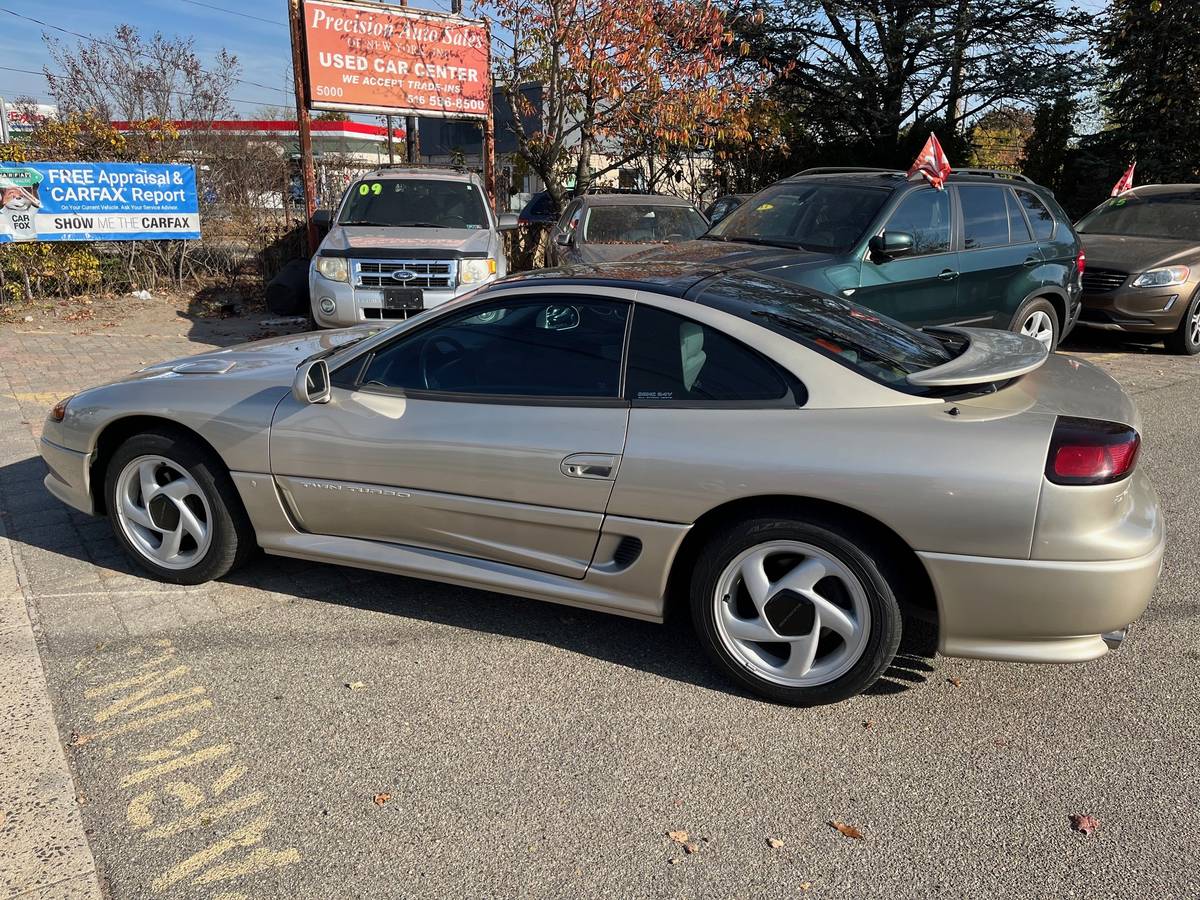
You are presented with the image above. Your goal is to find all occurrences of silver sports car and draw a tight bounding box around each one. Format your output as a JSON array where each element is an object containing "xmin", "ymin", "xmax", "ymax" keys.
[{"xmin": 38, "ymin": 263, "xmax": 1164, "ymax": 705}]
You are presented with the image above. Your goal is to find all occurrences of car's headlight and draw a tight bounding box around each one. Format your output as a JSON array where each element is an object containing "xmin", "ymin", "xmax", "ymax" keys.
[
  {"xmin": 315, "ymin": 255, "xmax": 349, "ymax": 283},
  {"xmin": 460, "ymin": 257, "xmax": 497, "ymax": 284},
  {"xmin": 1132, "ymin": 265, "xmax": 1190, "ymax": 288}
]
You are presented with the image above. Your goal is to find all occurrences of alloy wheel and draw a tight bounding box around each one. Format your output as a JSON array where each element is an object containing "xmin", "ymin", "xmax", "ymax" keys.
[
  {"xmin": 1190, "ymin": 303, "xmax": 1200, "ymax": 348},
  {"xmin": 712, "ymin": 540, "xmax": 872, "ymax": 688},
  {"xmin": 114, "ymin": 455, "xmax": 213, "ymax": 570},
  {"xmin": 1020, "ymin": 310, "xmax": 1056, "ymax": 349}
]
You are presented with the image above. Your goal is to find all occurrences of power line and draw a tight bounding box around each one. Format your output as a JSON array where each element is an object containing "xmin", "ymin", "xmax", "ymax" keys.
[
  {"xmin": 0, "ymin": 5, "xmax": 291, "ymax": 96},
  {"xmin": 171, "ymin": 0, "xmax": 288, "ymax": 27}
]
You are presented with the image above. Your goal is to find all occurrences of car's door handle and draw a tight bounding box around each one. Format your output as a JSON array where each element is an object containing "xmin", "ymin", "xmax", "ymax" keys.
[
  {"xmin": 561, "ymin": 453, "xmax": 619, "ymax": 480},
  {"xmin": 937, "ymin": 269, "xmax": 959, "ymax": 281},
  {"xmin": 1023, "ymin": 256, "xmax": 1040, "ymax": 267}
]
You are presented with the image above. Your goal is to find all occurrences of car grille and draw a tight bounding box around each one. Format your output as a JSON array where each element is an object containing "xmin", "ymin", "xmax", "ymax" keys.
[
  {"xmin": 1082, "ymin": 267, "xmax": 1129, "ymax": 294},
  {"xmin": 353, "ymin": 259, "xmax": 457, "ymax": 290}
]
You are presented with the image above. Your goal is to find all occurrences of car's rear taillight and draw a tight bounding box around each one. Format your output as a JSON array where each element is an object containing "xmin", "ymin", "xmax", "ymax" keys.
[
  {"xmin": 1046, "ymin": 416, "xmax": 1140, "ymax": 485},
  {"xmin": 1076, "ymin": 248, "xmax": 1086, "ymax": 276}
]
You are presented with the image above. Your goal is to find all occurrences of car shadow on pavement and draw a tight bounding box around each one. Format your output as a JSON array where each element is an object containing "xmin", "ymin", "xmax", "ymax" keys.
[
  {"xmin": 1, "ymin": 454, "xmax": 934, "ymax": 703},
  {"xmin": 1059, "ymin": 329, "xmax": 1168, "ymax": 355}
]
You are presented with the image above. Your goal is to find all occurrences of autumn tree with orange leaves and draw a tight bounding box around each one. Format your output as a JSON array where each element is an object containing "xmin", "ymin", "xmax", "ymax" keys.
[{"xmin": 484, "ymin": 0, "xmax": 773, "ymax": 209}]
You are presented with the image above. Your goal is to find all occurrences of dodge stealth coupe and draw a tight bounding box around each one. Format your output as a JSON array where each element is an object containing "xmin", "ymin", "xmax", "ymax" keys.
[{"xmin": 38, "ymin": 262, "xmax": 1163, "ymax": 705}]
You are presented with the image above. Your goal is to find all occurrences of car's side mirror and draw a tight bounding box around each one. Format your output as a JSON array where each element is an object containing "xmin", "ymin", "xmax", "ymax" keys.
[
  {"xmin": 293, "ymin": 358, "xmax": 332, "ymax": 405},
  {"xmin": 313, "ymin": 209, "xmax": 332, "ymax": 229},
  {"xmin": 869, "ymin": 230, "xmax": 915, "ymax": 260},
  {"xmin": 497, "ymin": 212, "xmax": 519, "ymax": 231},
  {"xmin": 554, "ymin": 230, "xmax": 574, "ymax": 247}
]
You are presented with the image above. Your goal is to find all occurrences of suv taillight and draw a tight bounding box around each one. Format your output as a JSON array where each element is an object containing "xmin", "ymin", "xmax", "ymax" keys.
[
  {"xmin": 1046, "ymin": 417, "xmax": 1140, "ymax": 485},
  {"xmin": 1076, "ymin": 248, "xmax": 1086, "ymax": 276}
]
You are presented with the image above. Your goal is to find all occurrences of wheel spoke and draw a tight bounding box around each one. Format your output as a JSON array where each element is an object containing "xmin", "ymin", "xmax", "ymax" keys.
[
  {"xmin": 738, "ymin": 549, "xmax": 772, "ymax": 613},
  {"xmin": 138, "ymin": 460, "xmax": 161, "ymax": 504},
  {"xmin": 718, "ymin": 603, "xmax": 777, "ymax": 642},
  {"xmin": 804, "ymin": 591, "xmax": 857, "ymax": 639},
  {"xmin": 119, "ymin": 491, "xmax": 155, "ymax": 530},
  {"xmin": 177, "ymin": 504, "xmax": 208, "ymax": 547},
  {"xmin": 775, "ymin": 556, "xmax": 826, "ymax": 594},
  {"xmin": 780, "ymin": 624, "xmax": 821, "ymax": 678},
  {"xmin": 160, "ymin": 478, "xmax": 194, "ymax": 502},
  {"xmin": 158, "ymin": 524, "xmax": 184, "ymax": 560}
]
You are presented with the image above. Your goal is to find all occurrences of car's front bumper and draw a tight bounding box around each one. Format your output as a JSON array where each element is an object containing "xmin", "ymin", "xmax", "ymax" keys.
[
  {"xmin": 309, "ymin": 272, "xmax": 483, "ymax": 328},
  {"xmin": 1078, "ymin": 284, "xmax": 1196, "ymax": 335},
  {"xmin": 40, "ymin": 436, "xmax": 95, "ymax": 515},
  {"xmin": 920, "ymin": 530, "xmax": 1164, "ymax": 664}
]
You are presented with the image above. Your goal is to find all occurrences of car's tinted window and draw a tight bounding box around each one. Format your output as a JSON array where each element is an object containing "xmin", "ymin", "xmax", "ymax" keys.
[
  {"xmin": 1076, "ymin": 192, "xmax": 1200, "ymax": 241},
  {"xmin": 358, "ymin": 298, "xmax": 628, "ymax": 398},
  {"xmin": 884, "ymin": 189, "xmax": 950, "ymax": 254},
  {"xmin": 582, "ymin": 205, "xmax": 707, "ymax": 244},
  {"xmin": 1005, "ymin": 189, "xmax": 1033, "ymax": 242},
  {"xmin": 708, "ymin": 182, "xmax": 890, "ymax": 253},
  {"xmin": 960, "ymin": 186, "xmax": 1011, "ymax": 249},
  {"xmin": 556, "ymin": 200, "xmax": 582, "ymax": 231},
  {"xmin": 626, "ymin": 306, "xmax": 790, "ymax": 404},
  {"xmin": 1016, "ymin": 190, "xmax": 1057, "ymax": 242},
  {"xmin": 339, "ymin": 178, "xmax": 489, "ymax": 230},
  {"xmin": 693, "ymin": 271, "xmax": 955, "ymax": 391}
]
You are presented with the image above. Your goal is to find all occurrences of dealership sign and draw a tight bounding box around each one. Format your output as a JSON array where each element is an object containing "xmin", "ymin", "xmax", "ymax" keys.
[
  {"xmin": 303, "ymin": 0, "xmax": 490, "ymax": 119},
  {"xmin": 0, "ymin": 162, "xmax": 200, "ymax": 243}
]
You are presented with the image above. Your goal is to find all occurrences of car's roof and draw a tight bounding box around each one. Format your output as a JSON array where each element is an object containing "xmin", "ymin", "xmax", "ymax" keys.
[
  {"xmin": 579, "ymin": 193, "xmax": 699, "ymax": 208},
  {"xmin": 1118, "ymin": 184, "xmax": 1200, "ymax": 198},
  {"xmin": 486, "ymin": 261, "xmax": 724, "ymax": 297},
  {"xmin": 780, "ymin": 171, "xmax": 1048, "ymax": 191},
  {"xmin": 359, "ymin": 167, "xmax": 478, "ymax": 183}
]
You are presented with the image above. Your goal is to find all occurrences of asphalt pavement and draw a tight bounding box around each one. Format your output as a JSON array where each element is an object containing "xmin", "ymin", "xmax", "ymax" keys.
[{"xmin": 1, "ymin": 305, "xmax": 1197, "ymax": 899}]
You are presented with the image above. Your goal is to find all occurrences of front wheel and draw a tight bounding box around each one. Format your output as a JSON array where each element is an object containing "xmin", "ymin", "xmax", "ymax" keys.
[
  {"xmin": 1164, "ymin": 290, "xmax": 1200, "ymax": 355},
  {"xmin": 690, "ymin": 516, "xmax": 903, "ymax": 706},
  {"xmin": 1012, "ymin": 297, "xmax": 1060, "ymax": 351},
  {"xmin": 104, "ymin": 431, "xmax": 255, "ymax": 585}
]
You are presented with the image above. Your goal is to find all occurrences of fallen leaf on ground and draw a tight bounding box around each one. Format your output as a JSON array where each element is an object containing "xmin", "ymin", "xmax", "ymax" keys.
[
  {"xmin": 346, "ymin": 681, "xmax": 366, "ymax": 690},
  {"xmin": 862, "ymin": 720, "xmax": 875, "ymax": 729},
  {"xmin": 829, "ymin": 820, "xmax": 864, "ymax": 839},
  {"xmin": 667, "ymin": 830, "xmax": 689, "ymax": 843},
  {"xmin": 373, "ymin": 793, "xmax": 391, "ymax": 806},
  {"xmin": 684, "ymin": 842, "xmax": 699, "ymax": 854},
  {"xmin": 668, "ymin": 858, "xmax": 680, "ymax": 865},
  {"xmin": 946, "ymin": 676, "xmax": 962, "ymax": 687},
  {"xmin": 800, "ymin": 883, "xmax": 812, "ymax": 891},
  {"xmin": 1070, "ymin": 814, "xmax": 1100, "ymax": 835},
  {"xmin": 767, "ymin": 837, "xmax": 784, "ymax": 849}
]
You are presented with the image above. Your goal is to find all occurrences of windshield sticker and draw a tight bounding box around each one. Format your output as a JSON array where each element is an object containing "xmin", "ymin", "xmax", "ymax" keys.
[
  {"xmin": 756, "ymin": 203, "xmax": 774, "ymax": 211},
  {"xmin": 637, "ymin": 390, "xmax": 674, "ymax": 400}
]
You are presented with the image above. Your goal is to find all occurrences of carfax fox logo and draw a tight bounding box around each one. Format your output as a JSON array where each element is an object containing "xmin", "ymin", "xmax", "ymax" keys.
[{"xmin": 0, "ymin": 165, "xmax": 42, "ymax": 241}]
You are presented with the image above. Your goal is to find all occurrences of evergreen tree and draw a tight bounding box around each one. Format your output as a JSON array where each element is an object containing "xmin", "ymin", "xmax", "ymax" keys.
[{"xmin": 1021, "ymin": 98, "xmax": 1076, "ymax": 195}]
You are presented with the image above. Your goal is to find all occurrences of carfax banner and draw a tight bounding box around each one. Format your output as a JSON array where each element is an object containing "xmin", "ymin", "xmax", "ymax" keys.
[{"xmin": 0, "ymin": 162, "xmax": 200, "ymax": 243}]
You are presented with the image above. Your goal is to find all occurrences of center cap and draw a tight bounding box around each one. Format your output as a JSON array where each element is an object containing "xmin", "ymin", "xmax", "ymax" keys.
[
  {"xmin": 763, "ymin": 589, "xmax": 816, "ymax": 637},
  {"xmin": 147, "ymin": 495, "xmax": 179, "ymax": 532}
]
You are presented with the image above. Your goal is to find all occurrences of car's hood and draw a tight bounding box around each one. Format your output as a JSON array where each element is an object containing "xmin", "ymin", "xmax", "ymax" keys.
[
  {"xmin": 633, "ymin": 238, "xmax": 838, "ymax": 272},
  {"xmin": 321, "ymin": 224, "xmax": 493, "ymax": 256},
  {"xmin": 576, "ymin": 242, "xmax": 676, "ymax": 264},
  {"xmin": 1078, "ymin": 233, "xmax": 1198, "ymax": 271}
]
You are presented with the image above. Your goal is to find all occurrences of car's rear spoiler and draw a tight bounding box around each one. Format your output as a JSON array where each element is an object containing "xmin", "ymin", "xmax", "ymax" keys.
[{"xmin": 907, "ymin": 326, "xmax": 1048, "ymax": 389}]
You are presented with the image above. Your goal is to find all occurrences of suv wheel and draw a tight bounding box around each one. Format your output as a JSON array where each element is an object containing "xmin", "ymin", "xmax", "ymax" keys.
[
  {"xmin": 1165, "ymin": 290, "xmax": 1200, "ymax": 355},
  {"xmin": 1012, "ymin": 298, "xmax": 1060, "ymax": 350},
  {"xmin": 690, "ymin": 515, "xmax": 902, "ymax": 706}
]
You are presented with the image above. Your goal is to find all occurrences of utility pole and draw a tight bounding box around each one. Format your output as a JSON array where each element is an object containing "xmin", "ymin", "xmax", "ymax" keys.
[
  {"xmin": 400, "ymin": 0, "xmax": 419, "ymax": 164},
  {"xmin": 481, "ymin": 17, "xmax": 496, "ymax": 210},
  {"xmin": 287, "ymin": 0, "xmax": 318, "ymax": 254},
  {"xmin": 386, "ymin": 114, "xmax": 395, "ymax": 164}
]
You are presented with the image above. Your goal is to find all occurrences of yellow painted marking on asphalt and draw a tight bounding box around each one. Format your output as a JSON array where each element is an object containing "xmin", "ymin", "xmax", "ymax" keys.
[
  {"xmin": 126, "ymin": 791, "xmax": 157, "ymax": 829},
  {"xmin": 210, "ymin": 764, "xmax": 246, "ymax": 797},
  {"xmin": 135, "ymin": 646, "xmax": 178, "ymax": 670},
  {"xmin": 5, "ymin": 391, "xmax": 63, "ymax": 407},
  {"xmin": 211, "ymin": 894, "xmax": 249, "ymax": 900},
  {"xmin": 147, "ymin": 791, "xmax": 266, "ymax": 840},
  {"xmin": 135, "ymin": 722, "xmax": 205, "ymax": 760},
  {"xmin": 76, "ymin": 699, "xmax": 213, "ymax": 745},
  {"xmin": 165, "ymin": 781, "xmax": 204, "ymax": 810},
  {"xmin": 121, "ymin": 743, "xmax": 232, "ymax": 788},
  {"xmin": 92, "ymin": 666, "xmax": 190, "ymax": 722},
  {"xmin": 84, "ymin": 665, "xmax": 187, "ymax": 699},
  {"xmin": 152, "ymin": 813, "xmax": 273, "ymax": 890},
  {"xmin": 194, "ymin": 846, "xmax": 302, "ymax": 886}
]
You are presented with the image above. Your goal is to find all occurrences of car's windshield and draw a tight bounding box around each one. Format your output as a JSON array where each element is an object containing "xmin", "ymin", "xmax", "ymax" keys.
[
  {"xmin": 694, "ymin": 271, "xmax": 955, "ymax": 389},
  {"xmin": 707, "ymin": 182, "xmax": 891, "ymax": 253},
  {"xmin": 339, "ymin": 178, "xmax": 490, "ymax": 229},
  {"xmin": 1077, "ymin": 193, "xmax": 1200, "ymax": 242},
  {"xmin": 581, "ymin": 204, "xmax": 708, "ymax": 244}
]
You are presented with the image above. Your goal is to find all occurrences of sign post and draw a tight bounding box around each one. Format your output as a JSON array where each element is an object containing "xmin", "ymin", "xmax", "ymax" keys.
[{"xmin": 288, "ymin": 0, "xmax": 319, "ymax": 254}]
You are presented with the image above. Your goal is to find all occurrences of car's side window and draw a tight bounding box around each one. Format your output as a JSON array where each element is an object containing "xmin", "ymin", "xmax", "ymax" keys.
[
  {"xmin": 355, "ymin": 297, "xmax": 629, "ymax": 400},
  {"xmin": 1005, "ymin": 189, "xmax": 1033, "ymax": 243},
  {"xmin": 883, "ymin": 189, "xmax": 951, "ymax": 255},
  {"xmin": 1015, "ymin": 190, "xmax": 1057, "ymax": 242},
  {"xmin": 625, "ymin": 305, "xmax": 794, "ymax": 406},
  {"xmin": 960, "ymin": 186, "xmax": 1012, "ymax": 250},
  {"xmin": 555, "ymin": 200, "xmax": 581, "ymax": 233}
]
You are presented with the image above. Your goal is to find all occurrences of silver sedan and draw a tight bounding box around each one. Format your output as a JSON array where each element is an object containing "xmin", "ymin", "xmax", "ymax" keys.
[{"xmin": 38, "ymin": 263, "xmax": 1164, "ymax": 705}]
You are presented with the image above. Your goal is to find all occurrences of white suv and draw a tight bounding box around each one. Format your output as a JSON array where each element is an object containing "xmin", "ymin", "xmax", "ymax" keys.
[{"xmin": 309, "ymin": 167, "xmax": 517, "ymax": 327}]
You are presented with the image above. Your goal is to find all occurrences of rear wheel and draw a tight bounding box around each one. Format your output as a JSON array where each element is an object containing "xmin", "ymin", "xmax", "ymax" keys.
[
  {"xmin": 104, "ymin": 431, "xmax": 255, "ymax": 585},
  {"xmin": 1164, "ymin": 290, "xmax": 1200, "ymax": 355},
  {"xmin": 690, "ymin": 516, "xmax": 902, "ymax": 706},
  {"xmin": 1013, "ymin": 297, "xmax": 1060, "ymax": 350}
]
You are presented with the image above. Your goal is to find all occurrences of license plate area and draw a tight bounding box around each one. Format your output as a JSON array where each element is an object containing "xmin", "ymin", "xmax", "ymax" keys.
[{"xmin": 383, "ymin": 288, "xmax": 424, "ymax": 310}]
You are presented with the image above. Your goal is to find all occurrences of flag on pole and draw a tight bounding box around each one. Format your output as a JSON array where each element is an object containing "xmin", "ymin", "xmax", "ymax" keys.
[
  {"xmin": 1111, "ymin": 162, "xmax": 1136, "ymax": 196},
  {"xmin": 907, "ymin": 133, "xmax": 952, "ymax": 190}
]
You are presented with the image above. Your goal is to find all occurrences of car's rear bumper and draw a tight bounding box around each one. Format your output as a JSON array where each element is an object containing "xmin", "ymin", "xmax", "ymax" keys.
[
  {"xmin": 920, "ymin": 534, "xmax": 1164, "ymax": 664},
  {"xmin": 40, "ymin": 436, "xmax": 95, "ymax": 515}
]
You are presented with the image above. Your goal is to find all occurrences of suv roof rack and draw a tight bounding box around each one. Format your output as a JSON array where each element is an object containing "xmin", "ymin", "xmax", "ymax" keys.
[
  {"xmin": 792, "ymin": 167, "xmax": 904, "ymax": 177},
  {"xmin": 952, "ymin": 168, "xmax": 1033, "ymax": 183},
  {"xmin": 366, "ymin": 162, "xmax": 475, "ymax": 175}
]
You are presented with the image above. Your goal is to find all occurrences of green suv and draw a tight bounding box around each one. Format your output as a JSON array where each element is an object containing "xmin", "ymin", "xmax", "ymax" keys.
[{"xmin": 654, "ymin": 168, "xmax": 1083, "ymax": 348}]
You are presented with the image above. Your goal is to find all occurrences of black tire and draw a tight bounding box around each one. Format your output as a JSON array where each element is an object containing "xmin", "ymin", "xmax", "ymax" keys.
[
  {"xmin": 265, "ymin": 258, "xmax": 311, "ymax": 317},
  {"xmin": 1164, "ymin": 289, "xmax": 1200, "ymax": 355},
  {"xmin": 103, "ymin": 430, "xmax": 256, "ymax": 585},
  {"xmin": 689, "ymin": 515, "xmax": 903, "ymax": 706},
  {"xmin": 1010, "ymin": 297, "xmax": 1060, "ymax": 350}
]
